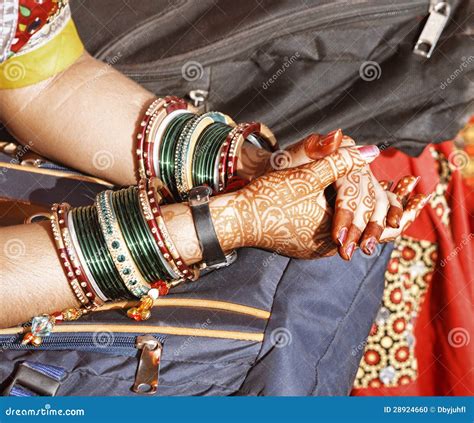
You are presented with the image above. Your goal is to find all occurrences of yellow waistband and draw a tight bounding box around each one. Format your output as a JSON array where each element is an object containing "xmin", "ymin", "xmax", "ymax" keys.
[{"xmin": 0, "ymin": 19, "xmax": 84, "ymax": 89}]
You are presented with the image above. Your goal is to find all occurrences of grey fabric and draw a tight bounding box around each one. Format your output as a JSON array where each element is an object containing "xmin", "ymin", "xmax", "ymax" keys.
[
  {"xmin": 68, "ymin": 0, "xmax": 473, "ymax": 156},
  {"xmin": 0, "ymin": 245, "xmax": 392, "ymax": 396}
]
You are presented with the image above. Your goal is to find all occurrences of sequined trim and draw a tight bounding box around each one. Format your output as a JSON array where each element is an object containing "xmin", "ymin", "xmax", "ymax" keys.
[{"xmin": 16, "ymin": 2, "xmax": 71, "ymax": 57}]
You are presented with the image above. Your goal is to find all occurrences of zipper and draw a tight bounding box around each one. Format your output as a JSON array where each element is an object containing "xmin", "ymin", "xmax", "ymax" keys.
[
  {"xmin": 413, "ymin": 1, "xmax": 451, "ymax": 58},
  {"xmin": 114, "ymin": 0, "xmax": 430, "ymax": 80},
  {"xmin": 132, "ymin": 335, "xmax": 162, "ymax": 394},
  {"xmin": 0, "ymin": 332, "xmax": 165, "ymax": 394}
]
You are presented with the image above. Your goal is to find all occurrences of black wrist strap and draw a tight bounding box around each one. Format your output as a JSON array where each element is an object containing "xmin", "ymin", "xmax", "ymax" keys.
[{"xmin": 188, "ymin": 187, "xmax": 226, "ymax": 268}]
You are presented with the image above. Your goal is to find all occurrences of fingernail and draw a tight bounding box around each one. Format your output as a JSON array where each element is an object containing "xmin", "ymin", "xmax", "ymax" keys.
[
  {"xmin": 408, "ymin": 176, "xmax": 421, "ymax": 191},
  {"xmin": 345, "ymin": 242, "xmax": 356, "ymax": 260},
  {"xmin": 363, "ymin": 237, "xmax": 377, "ymax": 255},
  {"xmin": 337, "ymin": 227, "xmax": 348, "ymax": 246},
  {"xmin": 320, "ymin": 129, "xmax": 342, "ymax": 146},
  {"xmin": 358, "ymin": 145, "xmax": 380, "ymax": 161},
  {"xmin": 304, "ymin": 134, "xmax": 321, "ymax": 155}
]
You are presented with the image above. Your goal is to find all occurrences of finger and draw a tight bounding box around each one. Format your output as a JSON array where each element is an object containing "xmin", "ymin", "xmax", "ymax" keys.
[
  {"xmin": 387, "ymin": 175, "xmax": 420, "ymax": 227},
  {"xmin": 381, "ymin": 193, "xmax": 432, "ymax": 242},
  {"xmin": 285, "ymin": 129, "xmax": 343, "ymax": 167},
  {"xmin": 379, "ymin": 180, "xmax": 394, "ymax": 191},
  {"xmin": 340, "ymin": 136, "xmax": 356, "ymax": 148},
  {"xmin": 359, "ymin": 177, "xmax": 389, "ymax": 255},
  {"xmin": 386, "ymin": 191, "xmax": 403, "ymax": 228},
  {"xmin": 311, "ymin": 145, "xmax": 380, "ymax": 189},
  {"xmin": 393, "ymin": 175, "xmax": 420, "ymax": 206},
  {"xmin": 338, "ymin": 174, "xmax": 375, "ymax": 260}
]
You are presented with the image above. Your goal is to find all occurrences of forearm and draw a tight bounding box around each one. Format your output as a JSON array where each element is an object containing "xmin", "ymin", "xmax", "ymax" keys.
[
  {"xmin": 0, "ymin": 52, "xmax": 153, "ymax": 186},
  {"xmin": 0, "ymin": 192, "xmax": 241, "ymax": 328}
]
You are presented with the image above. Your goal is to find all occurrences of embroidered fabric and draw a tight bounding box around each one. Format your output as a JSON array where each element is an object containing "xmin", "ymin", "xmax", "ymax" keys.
[
  {"xmin": 0, "ymin": 0, "xmax": 70, "ymax": 64},
  {"xmin": 0, "ymin": 0, "xmax": 19, "ymax": 63}
]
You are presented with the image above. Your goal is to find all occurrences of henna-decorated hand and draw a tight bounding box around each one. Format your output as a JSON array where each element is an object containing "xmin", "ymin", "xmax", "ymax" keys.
[
  {"xmin": 238, "ymin": 130, "xmax": 431, "ymax": 260},
  {"xmin": 220, "ymin": 146, "xmax": 378, "ymax": 259}
]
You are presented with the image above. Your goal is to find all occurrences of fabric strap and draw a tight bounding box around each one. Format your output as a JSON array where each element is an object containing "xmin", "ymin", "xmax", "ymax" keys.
[{"xmin": 5, "ymin": 361, "xmax": 66, "ymax": 396}]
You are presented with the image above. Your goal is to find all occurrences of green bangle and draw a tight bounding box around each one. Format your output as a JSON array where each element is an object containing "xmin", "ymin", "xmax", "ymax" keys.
[
  {"xmin": 96, "ymin": 190, "xmax": 150, "ymax": 298},
  {"xmin": 160, "ymin": 113, "xmax": 196, "ymax": 201},
  {"xmin": 112, "ymin": 187, "xmax": 172, "ymax": 283}
]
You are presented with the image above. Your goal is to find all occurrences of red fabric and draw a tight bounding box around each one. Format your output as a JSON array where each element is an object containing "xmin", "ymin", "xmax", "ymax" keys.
[
  {"xmin": 353, "ymin": 142, "xmax": 474, "ymax": 396},
  {"xmin": 11, "ymin": 0, "xmax": 59, "ymax": 54}
]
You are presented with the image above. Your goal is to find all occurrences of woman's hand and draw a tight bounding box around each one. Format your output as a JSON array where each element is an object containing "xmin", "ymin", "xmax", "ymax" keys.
[
  {"xmin": 216, "ymin": 145, "xmax": 377, "ymax": 259},
  {"xmin": 238, "ymin": 130, "xmax": 430, "ymax": 260}
]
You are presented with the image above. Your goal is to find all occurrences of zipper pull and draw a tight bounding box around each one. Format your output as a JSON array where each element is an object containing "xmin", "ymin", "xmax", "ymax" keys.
[
  {"xmin": 414, "ymin": 1, "xmax": 451, "ymax": 58},
  {"xmin": 132, "ymin": 335, "xmax": 163, "ymax": 394},
  {"xmin": 188, "ymin": 89, "xmax": 209, "ymax": 113}
]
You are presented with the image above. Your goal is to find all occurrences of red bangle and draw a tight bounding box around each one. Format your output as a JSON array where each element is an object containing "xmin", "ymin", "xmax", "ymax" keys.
[
  {"xmin": 147, "ymin": 178, "xmax": 198, "ymax": 280},
  {"xmin": 50, "ymin": 204, "xmax": 96, "ymax": 309},
  {"xmin": 137, "ymin": 178, "xmax": 183, "ymax": 281}
]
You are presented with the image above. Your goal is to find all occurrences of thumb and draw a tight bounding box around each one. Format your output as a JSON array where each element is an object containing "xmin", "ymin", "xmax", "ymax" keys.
[
  {"xmin": 313, "ymin": 145, "xmax": 380, "ymax": 188},
  {"xmin": 284, "ymin": 129, "xmax": 343, "ymax": 168}
]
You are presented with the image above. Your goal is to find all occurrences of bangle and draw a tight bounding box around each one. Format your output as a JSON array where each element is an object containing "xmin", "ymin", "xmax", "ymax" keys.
[
  {"xmin": 57, "ymin": 203, "xmax": 105, "ymax": 307},
  {"xmin": 137, "ymin": 179, "xmax": 181, "ymax": 280},
  {"xmin": 144, "ymin": 96, "xmax": 190, "ymax": 180},
  {"xmin": 136, "ymin": 98, "xmax": 163, "ymax": 179},
  {"xmin": 67, "ymin": 208, "xmax": 108, "ymax": 303},
  {"xmin": 219, "ymin": 122, "xmax": 276, "ymax": 191},
  {"xmin": 50, "ymin": 204, "xmax": 93, "ymax": 309},
  {"xmin": 112, "ymin": 187, "xmax": 173, "ymax": 284},
  {"xmin": 148, "ymin": 178, "xmax": 199, "ymax": 280},
  {"xmin": 96, "ymin": 190, "xmax": 150, "ymax": 298},
  {"xmin": 192, "ymin": 122, "xmax": 233, "ymax": 190},
  {"xmin": 175, "ymin": 112, "xmax": 235, "ymax": 199}
]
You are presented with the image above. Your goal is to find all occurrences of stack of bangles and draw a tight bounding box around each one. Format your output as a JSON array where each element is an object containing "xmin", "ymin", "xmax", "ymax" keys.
[
  {"xmin": 22, "ymin": 96, "xmax": 278, "ymax": 346},
  {"xmin": 136, "ymin": 96, "xmax": 278, "ymax": 201}
]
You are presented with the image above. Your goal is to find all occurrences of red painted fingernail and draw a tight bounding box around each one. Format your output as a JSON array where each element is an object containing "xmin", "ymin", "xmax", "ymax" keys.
[
  {"xmin": 363, "ymin": 237, "xmax": 377, "ymax": 255},
  {"xmin": 345, "ymin": 242, "xmax": 356, "ymax": 260},
  {"xmin": 320, "ymin": 129, "xmax": 342, "ymax": 146},
  {"xmin": 337, "ymin": 227, "xmax": 348, "ymax": 246},
  {"xmin": 358, "ymin": 145, "xmax": 380, "ymax": 160}
]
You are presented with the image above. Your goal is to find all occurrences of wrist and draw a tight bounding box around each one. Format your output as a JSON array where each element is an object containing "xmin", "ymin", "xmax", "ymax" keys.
[{"xmin": 236, "ymin": 143, "xmax": 272, "ymax": 181}]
